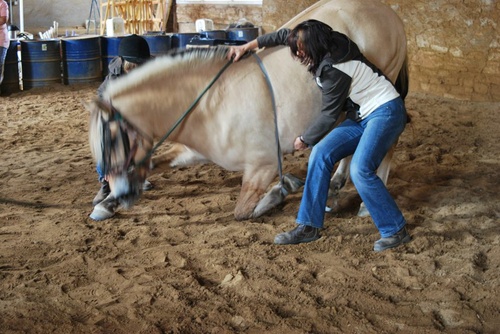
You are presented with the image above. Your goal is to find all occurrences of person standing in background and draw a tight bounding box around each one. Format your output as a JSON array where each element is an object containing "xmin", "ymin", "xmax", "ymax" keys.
[{"xmin": 0, "ymin": 0, "xmax": 10, "ymax": 95}]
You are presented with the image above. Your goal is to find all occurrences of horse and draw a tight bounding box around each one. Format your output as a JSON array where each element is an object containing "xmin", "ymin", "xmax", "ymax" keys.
[{"xmin": 87, "ymin": 0, "xmax": 408, "ymax": 221}]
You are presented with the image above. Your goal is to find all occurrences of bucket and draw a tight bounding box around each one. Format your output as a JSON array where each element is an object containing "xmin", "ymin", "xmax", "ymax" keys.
[
  {"xmin": 101, "ymin": 36, "xmax": 124, "ymax": 77},
  {"xmin": 61, "ymin": 36, "xmax": 102, "ymax": 85},
  {"xmin": 171, "ymin": 33, "xmax": 200, "ymax": 49},
  {"xmin": 142, "ymin": 34, "xmax": 172, "ymax": 56},
  {"xmin": 21, "ymin": 39, "xmax": 61, "ymax": 89},
  {"xmin": 195, "ymin": 19, "xmax": 214, "ymax": 33},
  {"xmin": 227, "ymin": 27, "xmax": 259, "ymax": 42}
]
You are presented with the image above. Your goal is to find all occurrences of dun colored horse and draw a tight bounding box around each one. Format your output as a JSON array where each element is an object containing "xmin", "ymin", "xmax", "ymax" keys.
[{"xmin": 88, "ymin": 0, "xmax": 408, "ymax": 220}]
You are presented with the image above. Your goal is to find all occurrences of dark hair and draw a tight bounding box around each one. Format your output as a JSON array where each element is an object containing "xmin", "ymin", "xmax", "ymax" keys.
[{"xmin": 287, "ymin": 19, "xmax": 336, "ymax": 74}]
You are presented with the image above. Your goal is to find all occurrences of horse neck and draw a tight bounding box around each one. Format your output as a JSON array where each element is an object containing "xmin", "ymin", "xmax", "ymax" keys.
[{"xmin": 110, "ymin": 58, "xmax": 231, "ymax": 142}]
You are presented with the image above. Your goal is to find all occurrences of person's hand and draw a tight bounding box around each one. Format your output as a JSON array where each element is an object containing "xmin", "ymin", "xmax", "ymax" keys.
[
  {"xmin": 294, "ymin": 136, "xmax": 308, "ymax": 151},
  {"xmin": 227, "ymin": 39, "xmax": 258, "ymax": 62},
  {"xmin": 227, "ymin": 45, "xmax": 247, "ymax": 62}
]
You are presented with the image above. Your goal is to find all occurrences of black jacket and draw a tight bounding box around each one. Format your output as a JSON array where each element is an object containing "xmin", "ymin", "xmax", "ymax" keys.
[{"xmin": 257, "ymin": 29, "xmax": 399, "ymax": 145}]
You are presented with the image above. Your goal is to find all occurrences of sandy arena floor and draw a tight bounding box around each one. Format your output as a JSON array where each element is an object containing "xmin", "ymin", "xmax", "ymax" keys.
[{"xmin": 1, "ymin": 83, "xmax": 499, "ymax": 333}]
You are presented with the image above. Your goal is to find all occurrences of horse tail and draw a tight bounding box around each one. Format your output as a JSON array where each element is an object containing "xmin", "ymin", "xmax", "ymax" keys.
[
  {"xmin": 395, "ymin": 55, "xmax": 409, "ymax": 101},
  {"xmin": 395, "ymin": 55, "xmax": 411, "ymax": 123}
]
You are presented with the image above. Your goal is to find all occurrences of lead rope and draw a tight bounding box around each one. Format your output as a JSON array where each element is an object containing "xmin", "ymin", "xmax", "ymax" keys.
[
  {"xmin": 135, "ymin": 52, "xmax": 284, "ymax": 195},
  {"xmin": 135, "ymin": 58, "xmax": 233, "ymax": 168},
  {"xmin": 252, "ymin": 53, "xmax": 285, "ymax": 189}
]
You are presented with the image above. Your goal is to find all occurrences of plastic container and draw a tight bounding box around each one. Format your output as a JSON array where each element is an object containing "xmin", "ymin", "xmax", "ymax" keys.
[
  {"xmin": 200, "ymin": 30, "xmax": 227, "ymax": 40},
  {"xmin": 227, "ymin": 27, "xmax": 260, "ymax": 42},
  {"xmin": 21, "ymin": 39, "xmax": 62, "ymax": 89},
  {"xmin": 142, "ymin": 34, "xmax": 172, "ymax": 56},
  {"xmin": 106, "ymin": 17, "xmax": 126, "ymax": 37},
  {"xmin": 195, "ymin": 19, "xmax": 214, "ymax": 33},
  {"xmin": 101, "ymin": 35, "xmax": 125, "ymax": 77},
  {"xmin": 61, "ymin": 36, "xmax": 102, "ymax": 85},
  {"xmin": 172, "ymin": 33, "xmax": 201, "ymax": 49}
]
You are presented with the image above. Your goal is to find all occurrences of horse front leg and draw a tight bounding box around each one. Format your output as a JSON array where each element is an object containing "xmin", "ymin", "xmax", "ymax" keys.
[{"xmin": 234, "ymin": 167, "xmax": 278, "ymax": 220}]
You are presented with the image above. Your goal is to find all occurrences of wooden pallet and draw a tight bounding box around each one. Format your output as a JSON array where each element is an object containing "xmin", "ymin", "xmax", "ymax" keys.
[{"xmin": 100, "ymin": 0, "xmax": 168, "ymax": 35}]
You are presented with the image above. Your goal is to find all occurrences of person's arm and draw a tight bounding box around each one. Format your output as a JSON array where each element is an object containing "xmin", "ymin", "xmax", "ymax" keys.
[
  {"xmin": 227, "ymin": 39, "xmax": 259, "ymax": 62},
  {"xmin": 300, "ymin": 66, "xmax": 352, "ymax": 146},
  {"xmin": 227, "ymin": 28, "xmax": 291, "ymax": 62},
  {"xmin": 0, "ymin": 7, "xmax": 8, "ymax": 26}
]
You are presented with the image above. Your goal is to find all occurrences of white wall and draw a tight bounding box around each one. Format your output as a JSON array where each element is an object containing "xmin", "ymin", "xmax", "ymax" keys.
[{"xmin": 10, "ymin": 0, "xmax": 91, "ymax": 31}]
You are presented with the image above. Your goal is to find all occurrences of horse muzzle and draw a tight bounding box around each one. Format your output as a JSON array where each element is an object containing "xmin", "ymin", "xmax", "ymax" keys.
[{"xmin": 109, "ymin": 171, "xmax": 144, "ymax": 209}]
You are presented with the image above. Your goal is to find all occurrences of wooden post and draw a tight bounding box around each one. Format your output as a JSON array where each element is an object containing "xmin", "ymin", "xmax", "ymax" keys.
[{"xmin": 100, "ymin": 0, "xmax": 167, "ymax": 35}]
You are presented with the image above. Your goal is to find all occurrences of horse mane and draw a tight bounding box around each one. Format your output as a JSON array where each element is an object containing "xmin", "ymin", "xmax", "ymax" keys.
[
  {"xmin": 88, "ymin": 98, "xmax": 116, "ymax": 166},
  {"xmin": 104, "ymin": 46, "xmax": 231, "ymax": 99}
]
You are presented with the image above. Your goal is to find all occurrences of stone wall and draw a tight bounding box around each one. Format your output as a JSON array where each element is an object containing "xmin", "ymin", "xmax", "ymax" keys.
[
  {"xmin": 11, "ymin": 0, "xmax": 500, "ymax": 101},
  {"xmin": 386, "ymin": 0, "xmax": 499, "ymax": 101},
  {"xmin": 8, "ymin": 0, "xmax": 89, "ymax": 30},
  {"xmin": 175, "ymin": 4, "xmax": 262, "ymax": 32},
  {"xmin": 261, "ymin": 0, "xmax": 499, "ymax": 102}
]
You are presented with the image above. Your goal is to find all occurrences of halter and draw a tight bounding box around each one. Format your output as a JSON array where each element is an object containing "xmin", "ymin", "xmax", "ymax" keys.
[{"xmin": 99, "ymin": 101, "xmax": 152, "ymax": 177}]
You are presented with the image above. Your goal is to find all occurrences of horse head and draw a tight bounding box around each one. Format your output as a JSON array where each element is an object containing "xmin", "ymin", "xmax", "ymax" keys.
[{"xmin": 87, "ymin": 98, "xmax": 153, "ymax": 209}]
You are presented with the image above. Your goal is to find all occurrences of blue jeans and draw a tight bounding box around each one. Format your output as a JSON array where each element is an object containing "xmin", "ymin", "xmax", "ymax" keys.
[
  {"xmin": 296, "ymin": 97, "xmax": 407, "ymax": 238},
  {"xmin": 0, "ymin": 46, "xmax": 7, "ymax": 86},
  {"xmin": 96, "ymin": 163, "xmax": 105, "ymax": 183}
]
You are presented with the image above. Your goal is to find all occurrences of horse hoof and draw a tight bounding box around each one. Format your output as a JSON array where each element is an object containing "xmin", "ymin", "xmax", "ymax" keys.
[
  {"xmin": 282, "ymin": 173, "xmax": 305, "ymax": 193},
  {"xmin": 357, "ymin": 203, "xmax": 370, "ymax": 217},
  {"xmin": 89, "ymin": 202, "xmax": 116, "ymax": 221},
  {"xmin": 253, "ymin": 184, "xmax": 286, "ymax": 218}
]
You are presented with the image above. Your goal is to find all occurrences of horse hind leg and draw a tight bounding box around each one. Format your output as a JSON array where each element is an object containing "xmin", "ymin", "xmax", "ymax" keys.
[
  {"xmin": 152, "ymin": 143, "xmax": 209, "ymax": 169},
  {"xmin": 327, "ymin": 156, "xmax": 352, "ymax": 213}
]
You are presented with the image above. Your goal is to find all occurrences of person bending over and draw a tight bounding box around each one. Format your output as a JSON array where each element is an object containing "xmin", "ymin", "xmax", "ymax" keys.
[{"xmin": 228, "ymin": 20, "xmax": 411, "ymax": 252}]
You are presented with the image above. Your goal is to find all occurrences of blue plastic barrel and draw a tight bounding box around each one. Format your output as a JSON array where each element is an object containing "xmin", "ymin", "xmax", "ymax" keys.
[
  {"xmin": 61, "ymin": 36, "xmax": 102, "ymax": 85},
  {"xmin": 0, "ymin": 40, "xmax": 20, "ymax": 93},
  {"xmin": 227, "ymin": 28, "xmax": 259, "ymax": 42},
  {"xmin": 171, "ymin": 33, "xmax": 200, "ymax": 49},
  {"xmin": 21, "ymin": 39, "xmax": 61, "ymax": 89},
  {"xmin": 142, "ymin": 34, "xmax": 171, "ymax": 56},
  {"xmin": 101, "ymin": 36, "xmax": 124, "ymax": 77}
]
